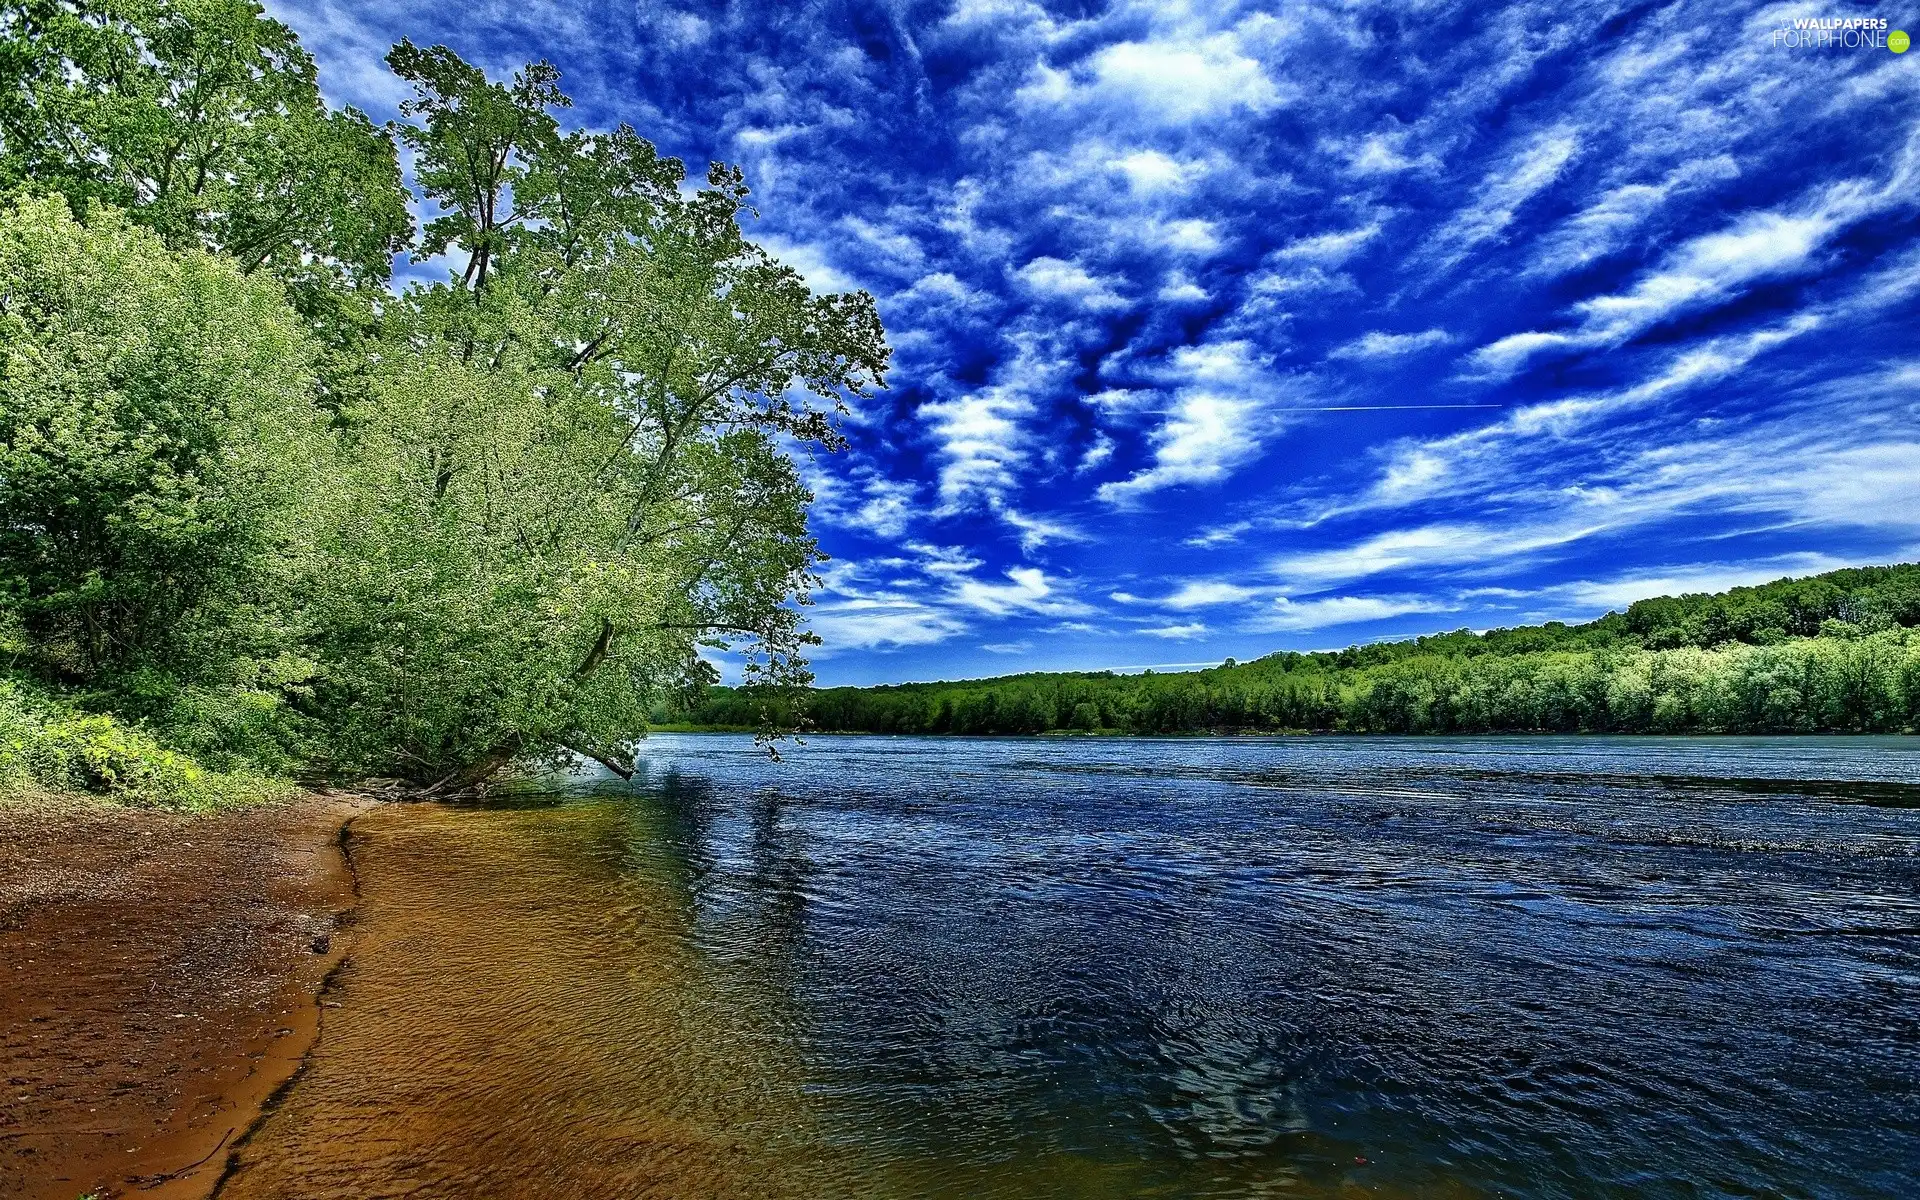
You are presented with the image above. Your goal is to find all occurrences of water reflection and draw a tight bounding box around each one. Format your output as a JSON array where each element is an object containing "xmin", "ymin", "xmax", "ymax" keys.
[{"xmin": 225, "ymin": 736, "xmax": 1920, "ymax": 1199}]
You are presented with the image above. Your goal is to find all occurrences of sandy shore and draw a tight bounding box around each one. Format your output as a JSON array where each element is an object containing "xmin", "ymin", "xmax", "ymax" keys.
[{"xmin": 0, "ymin": 791, "xmax": 370, "ymax": 1200}]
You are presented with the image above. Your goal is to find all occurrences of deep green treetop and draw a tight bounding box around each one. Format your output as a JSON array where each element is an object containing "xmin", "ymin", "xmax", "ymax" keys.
[
  {"xmin": 0, "ymin": 0, "xmax": 412, "ymax": 310},
  {"xmin": 386, "ymin": 38, "xmax": 568, "ymax": 292}
]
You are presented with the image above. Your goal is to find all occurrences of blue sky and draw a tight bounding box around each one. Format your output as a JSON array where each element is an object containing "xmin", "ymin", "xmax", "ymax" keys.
[{"xmin": 271, "ymin": 0, "xmax": 1920, "ymax": 685}]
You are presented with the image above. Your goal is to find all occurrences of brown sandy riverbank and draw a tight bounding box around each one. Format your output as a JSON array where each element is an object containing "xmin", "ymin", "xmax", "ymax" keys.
[
  {"xmin": 213, "ymin": 800, "xmax": 838, "ymax": 1200},
  {"xmin": 0, "ymin": 791, "xmax": 371, "ymax": 1200}
]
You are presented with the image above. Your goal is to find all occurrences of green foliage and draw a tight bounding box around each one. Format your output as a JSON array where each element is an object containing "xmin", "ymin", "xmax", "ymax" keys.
[
  {"xmin": 671, "ymin": 565, "xmax": 1920, "ymax": 737},
  {"xmin": 290, "ymin": 47, "xmax": 887, "ymax": 788},
  {"xmin": 0, "ymin": 0, "xmax": 412, "ymax": 315},
  {"xmin": 0, "ymin": 678, "xmax": 289, "ymax": 807},
  {"xmin": 385, "ymin": 38, "xmax": 567, "ymax": 291},
  {"xmin": 0, "ymin": 22, "xmax": 888, "ymax": 798},
  {"xmin": 0, "ymin": 196, "xmax": 328, "ymax": 702}
]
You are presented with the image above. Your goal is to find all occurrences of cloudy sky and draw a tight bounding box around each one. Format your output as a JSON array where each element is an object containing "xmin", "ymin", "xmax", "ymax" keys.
[{"xmin": 270, "ymin": 0, "xmax": 1920, "ymax": 685}]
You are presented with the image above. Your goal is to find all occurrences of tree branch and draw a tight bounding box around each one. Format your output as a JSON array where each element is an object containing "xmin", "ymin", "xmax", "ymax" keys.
[{"xmin": 559, "ymin": 738, "xmax": 634, "ymax": 780}]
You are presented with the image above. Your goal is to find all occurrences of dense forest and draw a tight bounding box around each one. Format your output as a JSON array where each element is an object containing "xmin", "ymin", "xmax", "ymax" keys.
[
  {"xmin": 666, "ymin": 564, "xmax": 1920, "ymax": 736},
  {"xmin": 0, "ymin": 1, "xmax": 883, "ymax": 803}
]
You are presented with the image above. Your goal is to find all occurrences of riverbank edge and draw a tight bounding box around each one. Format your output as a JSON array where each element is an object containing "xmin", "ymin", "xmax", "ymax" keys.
[
  {"xmin": 0, "ymin": 789, "xmax": 376, "ymax": 1200},
  {"xmin": 194, "ymin": 802, "xmax": 365, "ymax": 1200}
]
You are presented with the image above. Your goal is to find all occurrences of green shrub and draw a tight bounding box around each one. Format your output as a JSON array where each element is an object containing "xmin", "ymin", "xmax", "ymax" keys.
[
  {"xmin": 0, "ymin": 680, "xmax": 289, "ymax": 809},
  {"xmin": 0, "ymin": 681, "xmax": 45, "ymax": 789}
]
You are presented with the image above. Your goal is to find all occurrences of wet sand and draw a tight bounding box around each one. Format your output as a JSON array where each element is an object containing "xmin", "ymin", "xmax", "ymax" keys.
[
  {"xmin": 213, "ymin": 800, "xmax": 839, "ymax": 1200},
  {"xmin": 0, "ymin": 792, "xmax": 368, "ymax": 1200}
]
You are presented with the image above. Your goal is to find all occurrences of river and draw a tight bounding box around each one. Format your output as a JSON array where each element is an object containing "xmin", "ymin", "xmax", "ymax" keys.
[{"xmin": 218, "ymin": 735, "xmax": 1920, "ymax": 1199}]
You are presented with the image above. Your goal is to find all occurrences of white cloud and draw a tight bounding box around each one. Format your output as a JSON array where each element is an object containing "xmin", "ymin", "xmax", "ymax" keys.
[
  {"xmin": 1671, "ymin": 436, "xmax": 1920, "ymax": 535},
  {"xmin": 1339, "ymin": 130, "xmax": 1436, "ymax": 176},
  {"xmin": 997, "ymin": 506, "xmax": 1087, "ymax": 551},
  {"xmin": 1271, "ymin": 522, "xmax": 1600, "ymax": 589},
  {"xmin": 1158, "ymin": 271, "xmax": 1210, "ymax": 303},
  {"xmin": 938, "ymin": 0, "xmax": 1057, "ymax": 32},
  {"xmin": 1013, "ymin": 256, "xmax": 1130, "ymax": 310},
  {"xmin": 1083, "ymin": 387, "xmax": 1154, "ymax": 415},
  {"xmin": 1097, "ymin": 340, "xmax": 1305, "ymax": 504},
  {"xmin": 1114, "ymin": 580, "xmax": 1260, "ymax": 608},
  {"xmin": 1049, "ymin": 621, "xmax": 1103, "ymax": 635},
  {"xmin": 1427, "ymin": 127, "xmax": 1581, "ymax": 268},
  {"xmin": 1527, "ymin": 155, "xmax": 1741, "ymax": 277},
  {"xmin": 1373, "ymin": 313, "xmax": 1829, "ymax": 512},
  {"xmin": 1183, "ymin": 521, "xmax": 1254, "ymax": 548},
  {"xmin": 807, "ymin": 468, "xmax": 922, "ymax": 540},
  {"xmin": 758, "ymin": 235, "xmax": 861, "ymax": 293},
  {"xmin": 1149, "ymin": 217, "xmax": 1222, "ymax": 255},
  {"xmin": 1023, "ymin": 32, "xmax": 1283, "ymax": 125},
  {"xmin": 1271, "ymin": 353, "xmax": 1920, "ymax": 604},
  {"xmin": 1097, "ymin": 388, "xmax": 1265, "ymax": 503},
  {"xmin": 1470, "ymin": 127, "xmax": 1920, "ymax": 376},
  {"xmin": 1142, "ymin": 622, "xmax": 1208, "ymax": 640},
  {"xmin": 1076, "ymin": 431, "xmax": 1115, "ymax": 474},
  {"xmin": 953, "ymin": 566, "xmax": 1088, "ymax": 616},
  {"xmin": 1465, "ymin": 330, "xmax": 1581, "ymax": 378},
  {"xmin": 851, "ymin": 476, "xmax": 919, "ymax": 539},
  {"xmin": 938, "ymin": 177, "xmax": 1014, "ymax": 259},
  {"xmin": 1241, "ymin": 263, "xmax": 1358, "ymax": 299},
  {"xmin": 1270, "ymin": 223, "xmax": 1380, "ymax": 265},
  {"xmin": 839, "ymin": 215, "xmax": 925, "ymax": 267},
  {"xmin": 1328, "ymin": 328, "xmax": 1456, "ymax": 361},
  {"xmin": 920, "ymin": 332, "xmax": 1083, "ymax": 510},
  {"xmin": 735, "ymin": 123, "xmax": 807, "ymax": 151},
  {"xmin": 921, "ymin": 385, "xmax": 1034, "ymax": 507},
  {"xmin": 1572, "ymin": 210, "xmax": 1832, "ymax": 335},
  {"xmin": 1162, "ymin": 580, "xmax": 1261, "ymax": 609},
  {"xmin": 654, "ymin": 11, "xmax": 711, "ymax": 47},
  {"xmin": 1108, "ymin": 148, "xmax": 1207, "ymax": 192},
  {"xmin": 1249, "ymin": 594, "xmax": 1453, "ymax": 632},
  {"xmin": 807, "ymin": 598, "xmax": 966, "ymax": 651},
  {"xmin": 903, "ymin": 542, "xmax": 982, "ymax": 578},
  {"xmin": 895, "ymin": 270, "xmax": 996, "ymax": 315},
  {"xmin": 1370, "ymin": 446, "xmax": 1451, "ymax": 504}
]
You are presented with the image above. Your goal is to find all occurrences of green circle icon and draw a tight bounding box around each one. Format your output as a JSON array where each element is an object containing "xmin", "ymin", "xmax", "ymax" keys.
[{"xmin": 1893, "ymin": 29, "xmax": 1912, "ymax": 53}]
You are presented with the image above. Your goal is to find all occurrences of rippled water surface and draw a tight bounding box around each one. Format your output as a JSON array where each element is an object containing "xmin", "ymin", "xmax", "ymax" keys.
[{"xmin": 226, "ymin": 736, "xmax": 1920, "ymax": 1199}]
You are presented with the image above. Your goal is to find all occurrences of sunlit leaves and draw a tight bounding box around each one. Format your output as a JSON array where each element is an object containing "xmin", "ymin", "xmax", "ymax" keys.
[
  {"xmin": 0, "ymin": 0, "xmax": 413, "ymax": 314},
  {"xmin": 0, "ymin": 196, "xmax": 326, "ymax": 700}
]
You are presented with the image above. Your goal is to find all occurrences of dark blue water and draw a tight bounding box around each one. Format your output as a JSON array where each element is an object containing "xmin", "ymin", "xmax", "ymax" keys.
[{"xmin": 578, "ymin": 735, "xmax": 1920, "ymax": 1199}]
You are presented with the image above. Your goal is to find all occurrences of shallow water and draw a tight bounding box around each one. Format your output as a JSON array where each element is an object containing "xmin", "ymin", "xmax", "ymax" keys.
[{"xmin": 223, "ymin": 736, "xmax": 1920, "ymax": 1198}]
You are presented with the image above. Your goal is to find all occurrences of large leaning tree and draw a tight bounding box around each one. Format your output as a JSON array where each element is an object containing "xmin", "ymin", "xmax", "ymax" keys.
[{"xmin": 301, "ymin": 45, "xmax": 890, "ymax": 790}]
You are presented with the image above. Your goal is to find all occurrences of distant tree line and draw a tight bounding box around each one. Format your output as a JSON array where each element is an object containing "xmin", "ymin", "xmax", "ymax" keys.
[{"xmin": 666, "ymin": 564, "xmax": 1920, "ymax": 736}]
